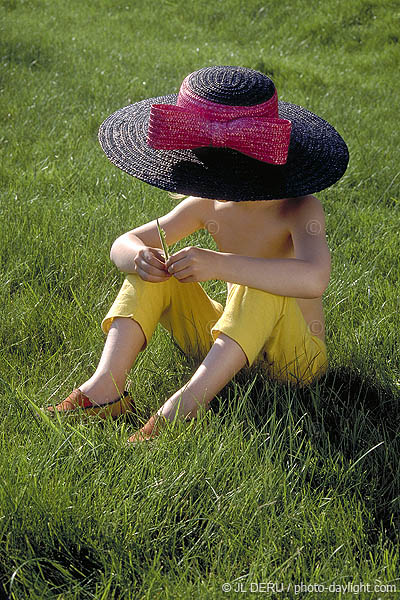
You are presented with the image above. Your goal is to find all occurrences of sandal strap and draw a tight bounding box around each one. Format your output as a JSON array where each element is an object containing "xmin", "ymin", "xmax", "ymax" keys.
[{"xmin": 54, "ymin": 389, "xmax": 130, "ymax": 411}]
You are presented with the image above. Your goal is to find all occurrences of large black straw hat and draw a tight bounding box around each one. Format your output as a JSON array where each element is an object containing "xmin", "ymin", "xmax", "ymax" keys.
[{"xmin": 98, "ymin": 66, "xmax": 349, "ymax": 201}]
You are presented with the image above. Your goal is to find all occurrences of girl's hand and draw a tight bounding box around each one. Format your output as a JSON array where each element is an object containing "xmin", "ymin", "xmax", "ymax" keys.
[
  {"xmin": 134, "ymin": 247, "xmax": 172, "ymax": 282},
  {"xmin": 165, "ymin": 247, "xmax": 218, "ymax": 283}
]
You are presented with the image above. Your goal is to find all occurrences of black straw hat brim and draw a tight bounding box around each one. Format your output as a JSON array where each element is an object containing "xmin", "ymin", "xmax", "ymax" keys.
[{"xmin": 98, "ymin": 93, "xmax": 349, "ymax": 201}]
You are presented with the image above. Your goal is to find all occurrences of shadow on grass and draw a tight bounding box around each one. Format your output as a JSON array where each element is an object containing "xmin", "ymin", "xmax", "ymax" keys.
[
  {"xmin": 212, "ymin": 365, "xmax": 400, "ymax": 546},
  {"xmin": 126, "ymin": 334, "xmax": 399, "ymax": 548}
]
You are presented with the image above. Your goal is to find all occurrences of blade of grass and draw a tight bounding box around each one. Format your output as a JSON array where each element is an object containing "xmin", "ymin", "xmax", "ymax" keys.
[{"xmin": 156, "ymin": 218, "xmax": 170, "ymax": 260}]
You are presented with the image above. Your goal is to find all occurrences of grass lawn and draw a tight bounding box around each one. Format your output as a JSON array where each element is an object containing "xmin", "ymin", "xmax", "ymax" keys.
[{"xmin": 0, "ymin": 0, "xmax": 399, "ymax": 598}]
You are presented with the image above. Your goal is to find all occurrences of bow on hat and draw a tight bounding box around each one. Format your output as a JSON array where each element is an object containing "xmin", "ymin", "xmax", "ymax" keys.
[{"xmin": 147, "ymin": 89, "xmax": 292, "ymax": 165}]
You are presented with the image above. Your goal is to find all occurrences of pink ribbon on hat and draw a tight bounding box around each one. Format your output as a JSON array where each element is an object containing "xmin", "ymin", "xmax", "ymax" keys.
[{"xmin": 147, "ymin": 78, "xmax": 292, "ymax": 165}]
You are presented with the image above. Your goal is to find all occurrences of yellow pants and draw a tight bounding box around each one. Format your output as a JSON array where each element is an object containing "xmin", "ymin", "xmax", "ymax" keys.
[{"xmin": 102, "ymin": 275, "xmax": 328, "ymax": 386}]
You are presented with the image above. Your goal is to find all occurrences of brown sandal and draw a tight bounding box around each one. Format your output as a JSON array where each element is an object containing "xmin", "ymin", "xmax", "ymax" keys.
[
  {"xmin": 128, "ymin": 413, "xmax": 196, "ymax": 443},
  {"xmin": 128, "ymin": 414, "xmax": 167, "ymax": 442},
  {"xmin": 46, "ymin": 389, "xmax": 134, "ymax": 419}
]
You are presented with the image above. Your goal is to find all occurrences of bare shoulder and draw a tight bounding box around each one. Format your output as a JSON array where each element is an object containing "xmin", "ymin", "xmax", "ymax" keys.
[
  {"xmin": 170, "ymin": 195, "xmax": 214, "ymax": 226},
  {"xmin": 284, "ymin": 195, "xmax": 326, "ymax": 222}
]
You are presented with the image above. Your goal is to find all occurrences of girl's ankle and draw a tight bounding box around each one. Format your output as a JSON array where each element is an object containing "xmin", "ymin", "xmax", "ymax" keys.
[{"xmin": 79, "ymin": 380, "xmax": 126, "ymax": 405}]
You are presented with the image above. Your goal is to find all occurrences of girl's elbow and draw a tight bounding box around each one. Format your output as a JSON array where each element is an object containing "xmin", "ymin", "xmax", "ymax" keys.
[
  {"xmin": 311, "ymin": 269, "xmax": 330, "ymax": 297},
  {"xmin": 110, "ymin": 236, "xmax": 122, "ymax": 263}
]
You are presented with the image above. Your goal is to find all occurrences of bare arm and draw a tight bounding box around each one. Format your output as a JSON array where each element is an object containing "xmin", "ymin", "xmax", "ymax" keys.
[
  {"xmin": 109, "ymin": 196, "xmax": 205, "ymax": 279},
  {"xmin": 110, "ymin": 232, "xmax": 173, "ymax": 281},
  {"xmin": 214, "ymin": 196, "xmax": 330, "ymax": 297}
]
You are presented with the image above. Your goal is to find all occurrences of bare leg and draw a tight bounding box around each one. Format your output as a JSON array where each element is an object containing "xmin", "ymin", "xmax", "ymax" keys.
[
  {"xmin": 129, "ymin": 334, "xmax": 247, "ymax": 440},
  {"xmin": 160, "ymin": 333, "xmax": 247, "ymax": 418},
  {"xmin": 79, "ymin": 317, "xmax": 145, "ymax": 405}
]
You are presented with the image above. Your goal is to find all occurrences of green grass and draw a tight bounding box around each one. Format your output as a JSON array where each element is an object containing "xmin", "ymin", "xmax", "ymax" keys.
[{"xmin": 1, "ymin": 0, "xmax": 399, "ymax": 598}]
